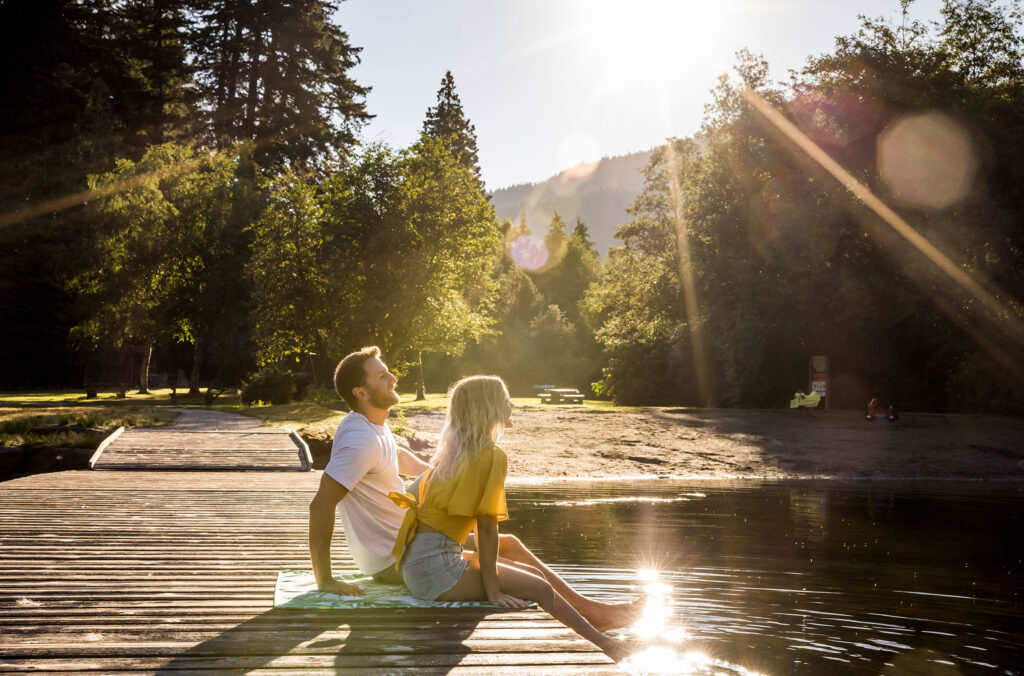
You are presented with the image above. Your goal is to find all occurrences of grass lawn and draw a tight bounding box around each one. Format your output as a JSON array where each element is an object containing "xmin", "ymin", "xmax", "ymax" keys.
[
  {"xmin": 0, "ymin": 403, "xmax": 178, "ymax": 448},
  {"xmin": 0, "ymin": 388, "xmax": 626, "ymax": 438}
]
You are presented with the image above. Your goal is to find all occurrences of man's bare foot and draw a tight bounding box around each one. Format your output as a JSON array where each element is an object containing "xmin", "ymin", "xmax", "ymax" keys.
[{"xmin": 587, "ymin": 596, "xmax": 648, "ymax": 632}]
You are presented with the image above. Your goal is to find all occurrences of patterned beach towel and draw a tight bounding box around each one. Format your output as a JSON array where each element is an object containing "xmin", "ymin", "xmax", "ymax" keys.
[{"xmin": 274, "ymin": 569, "xmax": 534, "ymax": 609}]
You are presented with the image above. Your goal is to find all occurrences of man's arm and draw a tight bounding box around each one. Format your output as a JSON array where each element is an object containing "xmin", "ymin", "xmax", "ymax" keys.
[
  {"xmin": 308, "ymin": 472, "xmax": 364, "ymax": 595},
  {"xmin": 396, "ymin": 445, "xmax": 431, "ymax": 477}
]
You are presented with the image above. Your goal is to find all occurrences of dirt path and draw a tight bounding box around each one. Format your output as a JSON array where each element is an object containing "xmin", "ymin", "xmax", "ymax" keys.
[{"xmin": 406, "ymin": 406, "xmax": 1024, "ymax": 480}]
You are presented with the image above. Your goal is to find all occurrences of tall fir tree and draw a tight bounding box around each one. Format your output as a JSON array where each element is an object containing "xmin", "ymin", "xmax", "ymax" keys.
[
  {"xmin": 422, "ymin": 70, "xmax": 483, "ymax": 185},
  {"xmin": 0, "ymin": 0, "xmax": 132, "ymax": 388},
  {"xmin": 539, "ymin": 210, "xmax": 568, "ymax": 271},
  {"xmin": 511, "ymin": 211, "xmax": 531, "ymax": 238},
  {"xmin": 190, "ymin": 0, "xmax": 371, "ymax": 171},
  {"xmin": 117, "ymin": 0, "xmax": 198, "ymax": 148},
  {"xmin": 0, "ymin": 0, "xmax": 128, "ymax": 211}
]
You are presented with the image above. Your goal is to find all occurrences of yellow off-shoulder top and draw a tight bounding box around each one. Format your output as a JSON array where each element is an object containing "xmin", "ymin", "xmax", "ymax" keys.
[{"xmin": 389, "ymin": 444, "xmax": 509, "ymax": 568}]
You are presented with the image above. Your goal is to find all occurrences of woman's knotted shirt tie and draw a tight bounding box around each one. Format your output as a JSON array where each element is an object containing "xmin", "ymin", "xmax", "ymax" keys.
[{"xmin": 387, "ymin": 468, "xmax": 432, "ymax": 570}]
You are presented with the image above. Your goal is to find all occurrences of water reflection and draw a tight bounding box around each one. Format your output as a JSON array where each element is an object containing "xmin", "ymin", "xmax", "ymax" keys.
[{"xmin": 505, "ymin": 480, "xmax": 1024, "ymax": 674}]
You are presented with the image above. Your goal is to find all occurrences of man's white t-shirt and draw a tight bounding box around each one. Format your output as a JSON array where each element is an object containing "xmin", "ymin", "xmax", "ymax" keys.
[{"xmin": 324, "ymin": 412, "xmax": 406, "ymax": 575}]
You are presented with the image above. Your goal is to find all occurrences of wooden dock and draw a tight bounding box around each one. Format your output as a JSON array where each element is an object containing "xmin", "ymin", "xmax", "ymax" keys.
[
  {"xmin": 91, "ymin": 409, "xmax": 311, "ymax": 471},
  {"xmin": 0, "ymin": 412, "xmax": 617, "ymax": 674}
]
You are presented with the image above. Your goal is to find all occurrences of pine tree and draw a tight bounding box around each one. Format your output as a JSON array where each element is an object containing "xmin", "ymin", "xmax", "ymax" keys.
[
  {"xmin": 117, "ymin": 0, "xmax": 198, "ymax": 147},
  {"xmin": 0, "ymin": 0, "xmax": 128, "ymax": 210},
  {"xmin": 572, "ymin": 217, "xmax": 595, "ymax": 250},
  {"xmin": 511, "ymin": 211, "xmax": 531, "ymax": 239},
  {"xmin": 190, "ymin": 0, "xmax": 370, "ymax": 171},
  {"xmin": 541, "ymin": 211, "xmax": 568, "ymax": 269},
  {"xmin": 422, "ymin": 70, "xmax": 482, "ymax": 185}
]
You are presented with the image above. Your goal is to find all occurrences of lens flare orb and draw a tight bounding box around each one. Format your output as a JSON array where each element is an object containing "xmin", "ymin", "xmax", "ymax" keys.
[
  {"xmin": 877, "ymin": 112, "xmax": 977, "ymax": 210},
  {"xmin": 509, "ymin": 235, "xmax": 549, "ymax": 271}
]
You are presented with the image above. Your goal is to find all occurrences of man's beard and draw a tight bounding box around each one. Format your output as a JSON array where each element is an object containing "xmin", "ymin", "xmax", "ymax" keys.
[{"xmin": 368, "ymin": 386, "xmax": 400, "ymax": 410}]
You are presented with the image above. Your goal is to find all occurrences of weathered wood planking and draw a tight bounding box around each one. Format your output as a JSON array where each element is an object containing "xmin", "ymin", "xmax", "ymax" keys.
[
  {"xmin": 91, "ymin": 409, "xmax": 308, "ymax": 471},
  {"xmin": 0, "ymin": 471, "xmax": 616, "ymax": 674}
]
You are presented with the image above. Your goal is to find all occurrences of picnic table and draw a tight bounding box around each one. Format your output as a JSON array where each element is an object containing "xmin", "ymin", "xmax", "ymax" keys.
[
  {"xmin": 84, "ymin": 382, "xmax": 129, "ymax": 399},
  {"xmin": 538, "ymin": 388, "xmax": 585, "ymax": 404}
]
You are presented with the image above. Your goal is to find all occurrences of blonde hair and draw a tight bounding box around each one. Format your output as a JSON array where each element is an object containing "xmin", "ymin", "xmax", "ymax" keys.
[{"xmin": 431, "ymin": 375, "xmax": 510, "ymax": 481}]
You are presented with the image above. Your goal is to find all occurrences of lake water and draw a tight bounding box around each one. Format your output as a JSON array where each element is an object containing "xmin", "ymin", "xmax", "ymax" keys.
[{"xmin": 503, "ymin": 480, "xmax": 1024, "ymax": 675}]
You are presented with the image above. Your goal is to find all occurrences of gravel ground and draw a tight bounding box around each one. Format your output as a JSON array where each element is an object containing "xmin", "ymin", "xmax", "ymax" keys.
[{"xmin": 404, "ymin": 406, "xmax": 1024, "ymax": 480}]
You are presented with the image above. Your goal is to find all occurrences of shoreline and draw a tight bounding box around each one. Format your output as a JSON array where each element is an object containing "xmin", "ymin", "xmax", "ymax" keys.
[
  {"xmin": 407, "ymin": 406, "xmax": 1024, "ymax": 483},
  {"xmin": 502, "ymin": 474, "xmax": 1024, "ymax": 484}
]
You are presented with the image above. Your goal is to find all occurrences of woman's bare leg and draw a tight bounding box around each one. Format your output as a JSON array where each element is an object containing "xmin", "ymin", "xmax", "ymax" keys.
[
  {"xmin": 464, "ymin": 535, "xmax": 645, "ymax": 631},
  {"xmin": 438, "ymin": 558, "xmax": 634, "ymax": 662}
]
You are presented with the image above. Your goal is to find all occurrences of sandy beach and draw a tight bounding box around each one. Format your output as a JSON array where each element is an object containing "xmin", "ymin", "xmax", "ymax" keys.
[{"xmin": 404, "ymin": 406, "xmax": 1024, "ymax": 480}]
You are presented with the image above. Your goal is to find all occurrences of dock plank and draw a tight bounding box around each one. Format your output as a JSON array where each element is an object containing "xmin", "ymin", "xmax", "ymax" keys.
[
  {"xmin": 91, "ymin": 409, "xmax": 308, "ymax": 471},
  {"xmin": 0, "ymin": 469, "xmax": 614, "ymax": 673}
]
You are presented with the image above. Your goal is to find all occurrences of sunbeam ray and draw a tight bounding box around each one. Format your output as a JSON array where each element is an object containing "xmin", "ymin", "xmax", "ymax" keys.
[
  {"xmin": 0, "ymin": 123, "xmax": 318, "ymax": 230},
  {"xmin": 664, "ymin": 141, "xmax": 711, "ymax": 406},
  {"xmin": 739, "ymin": 87, "xmax": 1024, "ymax": 375}
]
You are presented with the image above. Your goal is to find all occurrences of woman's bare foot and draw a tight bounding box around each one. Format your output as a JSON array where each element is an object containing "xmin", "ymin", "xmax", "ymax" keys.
[{"xmin": 587, "ymin": 596, "xmax": 648, "ymax": 632}]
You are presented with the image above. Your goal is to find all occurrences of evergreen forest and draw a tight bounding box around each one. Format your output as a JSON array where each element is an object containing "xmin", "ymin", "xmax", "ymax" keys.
[{"xmin": 1, "ymin": 0, "xmax": 1023, "ymax": 413}]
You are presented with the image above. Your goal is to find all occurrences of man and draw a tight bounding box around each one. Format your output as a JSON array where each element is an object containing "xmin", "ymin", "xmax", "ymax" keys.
[
  {"xmin": 309, "ymin": 346, "xmax": 425, "ymax": 594},
  {"xmin": 309, "ymin": 346, "xmax": 641, "ymax": 630}
]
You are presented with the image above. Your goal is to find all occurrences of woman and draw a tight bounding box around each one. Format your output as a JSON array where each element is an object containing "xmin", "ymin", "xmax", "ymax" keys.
[{"xmin": 389, "ymin": 375, "xmax": 635, "ymax": 661}]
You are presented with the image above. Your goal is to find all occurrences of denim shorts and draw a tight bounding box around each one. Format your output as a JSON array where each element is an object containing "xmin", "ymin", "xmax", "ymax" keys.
[{"xmin": 400, "ymin": 532, "xmax": 468, "ymax": 600}]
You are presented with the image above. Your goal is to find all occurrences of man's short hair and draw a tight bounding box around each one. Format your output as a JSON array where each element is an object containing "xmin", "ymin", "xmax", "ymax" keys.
[{"xmin": 334, "ymin": 346, "xmax": 381, "ymax": 411}]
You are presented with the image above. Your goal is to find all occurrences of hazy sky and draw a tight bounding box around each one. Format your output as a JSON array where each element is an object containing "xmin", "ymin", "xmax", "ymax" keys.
[{"xmin": 338, "ymin": 0, "xmax": 945, "ymax": 190}]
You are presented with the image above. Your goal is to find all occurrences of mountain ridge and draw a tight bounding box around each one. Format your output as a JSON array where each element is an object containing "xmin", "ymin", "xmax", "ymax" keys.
[{"xmin": 489, "ymin": 148, "xmax": 654, "ymax": 256}]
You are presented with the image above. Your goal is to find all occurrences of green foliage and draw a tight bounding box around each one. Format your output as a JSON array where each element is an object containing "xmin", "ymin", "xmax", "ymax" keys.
[
  {"xmin": 460, "ymin": 214, "xmax": 605, "ymax": 395},
  {"xmin": 240, "ymin": 366, "xmax": 309, "ymax": 406},
  {"xmin": 383, "ymin": 136, "xmax": 500, "ymax": 360},
  {"xmin": 189, "ymin": 0, "xmax": 371, "ymax": 171},
  {"xmin": 587, "ymin": 1, "xmax": 1024, "ymax": 410},
  {"xmin": 70, "ymin": 144, "xmax": 197, "ymax": 354},
  {"xmin": 6, "ymin": 0, "xmax": 1024, "ymax": 414},
  {"xmin": 247, "ymin": 136, "xmax": 499, "ymax": 378},
  {"xmin": 248, "ymin": 171, "xmax": 335, "ymax": 366},
  {"xmin": 67, "ymin": 142, "xmax": 251, "ymax": 391},
  {"xmin": 117, "ymin": 0, "xmax": 198, "ymax": 147},
  {"xmin": 0, "ymin": 0, "xmax": 369, "ymax": 390}
]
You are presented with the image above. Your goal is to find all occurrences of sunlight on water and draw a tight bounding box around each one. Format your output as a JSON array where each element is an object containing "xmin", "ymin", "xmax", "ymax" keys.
[
  {"xmin": 533, "ymin": 494, "xmax": 705, "ymax": 506},
  {"xmin": 624, "ymin": 648, "xmax": 766, "ymax": 676},
  {"xmin": 621, "ymin": 569, "xmax": 764, "ymax": 675},
  {"xmin": 632, "ymin": 573, "xmax": 673, "ymax": 640},
  {"xmin": 506, "ymin": 481, "xmax": 1024, "ymax": 674}
]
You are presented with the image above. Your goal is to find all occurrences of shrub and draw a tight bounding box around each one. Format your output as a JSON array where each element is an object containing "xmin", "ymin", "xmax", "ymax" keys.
[
  {"xmin": 293, "ymin": 373, "xmax": 311, "ymax": 402},
  {"xmin": 240, "ymin": 366, "xmax": 309, "ymax": 406}
]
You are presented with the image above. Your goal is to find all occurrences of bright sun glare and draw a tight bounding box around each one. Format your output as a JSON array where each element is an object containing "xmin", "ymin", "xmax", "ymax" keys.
[
  {"xmin": 622, "ymin": 569, "xmax": 765, "ymax": 675},
  {"xmin": 576, "ymin": 0, "xmax": 734, "ymax": 88},
  {"xmin": 542, "ymin": 0, "xmax": 738, "ymax": 178}
]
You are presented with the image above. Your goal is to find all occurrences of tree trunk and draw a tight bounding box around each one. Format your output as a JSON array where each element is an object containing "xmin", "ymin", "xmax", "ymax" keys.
[
  {"xmin": 189, "ymin": 337, "xmax": 203, "ymax": 394},
  {"xmin": 244, "ymin": 19, "xmax": 263, "ymax": 139},
  {"xmin": 312, "ymin": 333, "xmax": 328, "ymax": 388},
  {"xmin": 224, "ymin": 3, "xmax": 244, "ymax": 140},
  {"xmin": 138, "ymin": 344, "xmax": 153, "ymax": 394},
  {"xmin": 415, "ymin": 350, "xmax": 426, "ymax": 401},
  {"xmin": 151, "ymin": 0, "xmax": 166, "ymax": 145}
]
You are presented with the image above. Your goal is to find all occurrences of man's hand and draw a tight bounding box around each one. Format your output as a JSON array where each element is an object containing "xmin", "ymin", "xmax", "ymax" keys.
[
  {"xmin": 309, "ymin": 473, "xmax": 350, "ymax": 596},
  {"xmin": 318, "ymin": 578, "xmax": 364, "ymax": 596}
]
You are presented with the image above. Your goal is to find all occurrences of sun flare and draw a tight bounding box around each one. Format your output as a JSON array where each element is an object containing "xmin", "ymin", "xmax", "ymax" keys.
[{"xmin": 575, "ymin": 0, "xmax": 735, "ymax": 89}]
